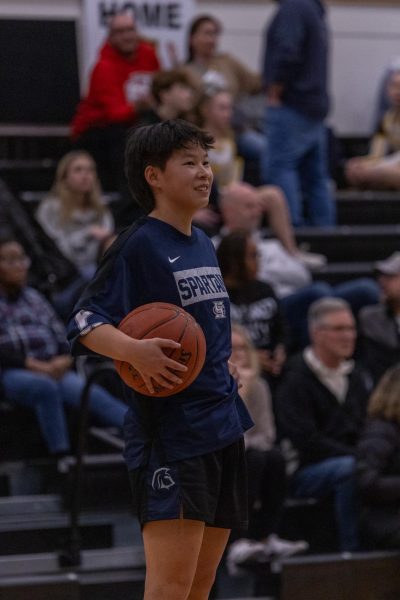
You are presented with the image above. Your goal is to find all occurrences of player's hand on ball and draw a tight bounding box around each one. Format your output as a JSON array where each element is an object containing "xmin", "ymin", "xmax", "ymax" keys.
[{"xmin": 129, "ymin": 337, "xmax": 188, "ymax": 395}]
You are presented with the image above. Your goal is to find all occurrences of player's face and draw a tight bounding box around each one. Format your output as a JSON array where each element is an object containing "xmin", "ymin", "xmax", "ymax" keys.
[{"xmin": 157, "ymin": 144, "xmax": 214, "ymax": 211}]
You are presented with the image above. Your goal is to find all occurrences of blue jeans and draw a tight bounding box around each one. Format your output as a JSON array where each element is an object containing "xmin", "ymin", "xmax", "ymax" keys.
[
  {"xmin": 261, "ymin": 105, "xmax": 336, "ymax": 226},
  {"xmin": 281, "ymin": 278, "xmax": 380, "ymax": 348},
  {"xmin": 236, "ymin": 129, "xmax": 266, "ymax": 163},
  {"xmin": 292, "ymin": 456, "xmax": 359, "ymax": 552},
  {"xmin": 2, "ymin": 369, "xmax": 127, "ymax": 454}
]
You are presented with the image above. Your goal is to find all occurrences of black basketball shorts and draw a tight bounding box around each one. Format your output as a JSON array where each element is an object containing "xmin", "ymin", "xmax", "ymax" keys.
[{"xmin": 128, "ymin": 437, "xmax": 248, "ymax": 530}]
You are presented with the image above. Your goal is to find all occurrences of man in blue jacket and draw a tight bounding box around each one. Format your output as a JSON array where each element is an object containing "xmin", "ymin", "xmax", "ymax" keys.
[{"xmin": 261, "ymin": 0, "xmax": 336, "ymax": 227}]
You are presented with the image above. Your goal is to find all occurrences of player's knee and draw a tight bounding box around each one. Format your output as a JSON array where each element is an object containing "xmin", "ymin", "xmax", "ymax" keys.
[
  {"xmin": 145, "ymin": 572, "xmax": 194, "ymax": 600},
  {"xmin": 190, "ymin": 564, "xmax": 218, "ymax": 598}
]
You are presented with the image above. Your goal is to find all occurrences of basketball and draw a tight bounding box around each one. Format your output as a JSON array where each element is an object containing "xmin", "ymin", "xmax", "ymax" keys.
[{"xmin": 114, "ymin": 302, "xmax": 206, "ymax": 397}]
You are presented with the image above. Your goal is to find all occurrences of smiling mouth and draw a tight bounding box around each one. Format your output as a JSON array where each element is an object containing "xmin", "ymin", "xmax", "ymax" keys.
[{"xmin": 195, "ymin": 185, "xmax": 209, "ymax": 192}]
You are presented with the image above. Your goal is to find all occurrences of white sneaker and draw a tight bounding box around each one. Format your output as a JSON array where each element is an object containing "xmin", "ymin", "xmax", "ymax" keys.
[
  {"xmin": 226, "ymin": 538, "xmax": 269, "ymax": 576},
  {"xmin": 263, "ymin": 534, "xmax": 309, "ymax": 559},
  {"xmin": 295, "ymin": 249, "xmax": 327, "ymax": 271}
]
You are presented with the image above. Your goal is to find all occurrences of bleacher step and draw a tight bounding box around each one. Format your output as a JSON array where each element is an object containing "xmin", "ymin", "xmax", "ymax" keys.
[
  {"xmin": 295, "ymin": 224, "xmax": 400, "ymax": 262},
  {"xmin": 0, "ymin": 493, "xmax": 62, "ymax": 517},
  {"xmin": 281, "ymin": 550, "xmax": 400, "ymax": 600},
  {"xmin": 336, "ymin": 190, "xmax": 400, "ymax": 225},
  {"xmin": 312, "ymin": 261, "xmax": 375, "ymax": 284},
  {"xmin": 0, "ymin": 512, "xmax": 114, "ymax": 555},
  {"xmin": 0, "ymin": 547, "xmax": 146, "ymax": 600}
]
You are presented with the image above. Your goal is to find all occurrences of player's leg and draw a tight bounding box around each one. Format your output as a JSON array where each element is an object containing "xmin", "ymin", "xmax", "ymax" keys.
[
  {"xmin": 142, "ymin": 517, "xmax": 205, "ymax": 600},
  {"xmin": 187, "ymin": 525, "xmax": 231, "ymax": 600}
]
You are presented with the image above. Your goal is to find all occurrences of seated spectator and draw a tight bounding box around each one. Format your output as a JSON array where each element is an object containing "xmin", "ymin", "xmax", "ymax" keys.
[
  {"xmin": 275, "ymin": 298, "xmax": 371, "ymax": 551},
  {"xmin": 138, "ymin": 69, "xmax": 195, "ymax": 126},
  {"xmin": 36, "ymin": 150, "xmax": 114, "ymax": 319},
  {"xmin": 217, "ymin": 230, "xmax": 287, "ymax": 384},
  {"xmin": 179, "ymin": 14, "xmax": 265, "ymax": 163},
  {"xmin": 71, "ymin": 10, "xmax": 160, "ymax": 226},
  {"xmin": 356, "ymin": 364, "xmax": 400, "ymax": 550},
  {"xmin": 37, "ymin": 151, "xmax": 114, "ymax": 276},
  {"xmin": 346, "ymin": 67, "xmax": 400, "ymax": 190},
  {"xmin": 215, "ymin": 182, "xmax": 379, "ymax": 349},
  {"xmin": 373, "ymin": 57, "xmax": 400, "ymax": 134},
  {"xmin": 359, "ymin": 252, "xmax": 400, "ymax": 385},
  {"xmin": 0, "ymin": 237, "xmax": 127, "ymax": 457},
  {"xmin": 199, "ymin": 89, "xmax": 325, "ymax": 267},
  {"xmin": 226, "ymin": 325, "xmax": 308, "ymax": 574},
  {"xmin": 0, "ymin": 178, "xmax": 79, "ymax": 299}
]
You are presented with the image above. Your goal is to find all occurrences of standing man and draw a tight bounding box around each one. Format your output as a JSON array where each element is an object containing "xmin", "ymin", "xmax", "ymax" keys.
[
  {"xmin": 261, "ymin": 0, "xmax": 336, "ymax": 227},
  {"xmin": 71, "ymin": 10, "xmax": 160, "ymax": 226}
]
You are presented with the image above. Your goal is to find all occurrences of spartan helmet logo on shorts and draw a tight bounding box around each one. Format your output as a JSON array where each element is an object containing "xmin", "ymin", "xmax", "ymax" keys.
[{"xmin": 151, "ymin": 467, "xmax": 176, "ymax": 491}]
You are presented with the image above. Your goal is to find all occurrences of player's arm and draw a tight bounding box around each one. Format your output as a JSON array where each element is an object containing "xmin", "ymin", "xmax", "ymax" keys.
[{"xmin": 80, "ymin": 323, "xmax": 187, "ymax": 395}]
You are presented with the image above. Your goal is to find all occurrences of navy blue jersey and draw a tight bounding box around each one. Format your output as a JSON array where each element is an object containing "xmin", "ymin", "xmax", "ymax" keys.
[{"xmin": 67, "ymin": 216, "xmax": 253, "ymax": 469}]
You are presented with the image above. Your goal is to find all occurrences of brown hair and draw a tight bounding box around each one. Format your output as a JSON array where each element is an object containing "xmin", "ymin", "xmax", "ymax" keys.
[
  {"xmin": 368, "ymin": 364, "xmax": 400, "ymax": 424},
  {"xmin": 217, "ymin": 230, "xmax": 253, "ymax": 285},
  {"xmin": 151, "ymin": 69, "xmax": 192, "ymax": 104},
  {"xmin": 186, "ymin": 14, "xmax": 222, "ymax": 62}
]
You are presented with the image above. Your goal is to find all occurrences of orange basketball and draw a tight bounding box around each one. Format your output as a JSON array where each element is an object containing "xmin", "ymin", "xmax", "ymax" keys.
[{"xmin": 114, "ymin": 302, "xmax": 206, "ymax": 397}]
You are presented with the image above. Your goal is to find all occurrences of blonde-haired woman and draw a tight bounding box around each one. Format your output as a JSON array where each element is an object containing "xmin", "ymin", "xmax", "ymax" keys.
[
  {"xmin": 37, "ymin": 150, "xmax": 114, "ymax": 277},
  {"xmin": 227, "ymin": 324, "xmax": 308, "ymax": 574},
  {"xmin": 356, "ymin": 364, "xmax": 400, "ymax": 549}
]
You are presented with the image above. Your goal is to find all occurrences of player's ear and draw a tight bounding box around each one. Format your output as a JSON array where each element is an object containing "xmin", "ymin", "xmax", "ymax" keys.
[{"xmin": 144, "ymin": 165, "xmax": 161, "ymax": 190}]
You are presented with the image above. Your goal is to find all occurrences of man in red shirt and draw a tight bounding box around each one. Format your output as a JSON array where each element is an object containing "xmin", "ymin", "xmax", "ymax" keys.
[{"xmin": 71, "ymin": 11, "xmax": 160, "ymax": 226}]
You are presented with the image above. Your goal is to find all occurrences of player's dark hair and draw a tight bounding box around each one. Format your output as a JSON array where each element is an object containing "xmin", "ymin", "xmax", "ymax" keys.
[
  {"xmin": 217, "ymin": 230, "xmax": 252, "ymax": 284},
  {"xmin": 125, "ymin": 119, "xmax": 214, "ymax": 213}
]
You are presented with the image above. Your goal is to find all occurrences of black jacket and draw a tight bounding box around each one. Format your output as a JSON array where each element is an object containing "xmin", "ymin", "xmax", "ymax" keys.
[
  {"xmin": 356, "ymin": 418, "xmax": 400, "ymax": 506},
  {"xmin": 276, "ymin": 354, "xmax": 369, "ymax": 467}
]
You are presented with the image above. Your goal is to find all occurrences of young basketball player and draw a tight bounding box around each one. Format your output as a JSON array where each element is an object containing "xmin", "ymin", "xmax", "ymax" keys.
[{"xmin": 67, "ymin": 120, "xmax": 253, "ymax": 600}]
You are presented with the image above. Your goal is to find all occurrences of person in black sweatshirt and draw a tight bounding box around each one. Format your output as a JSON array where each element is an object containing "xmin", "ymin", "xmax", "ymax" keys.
[
  {"xmin": 275, "ymin": 297, "xmax": 371, "ymax": 551},
  {"xmin": 261, "ymin": 0, "xmax": 336, "ymax": 227},
  {"xmin": 216, "ymin": 229, "xmax": 288, "ymax": 387}
]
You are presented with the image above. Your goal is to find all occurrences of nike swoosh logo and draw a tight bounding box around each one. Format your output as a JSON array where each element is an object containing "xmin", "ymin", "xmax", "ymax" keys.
[{"xmin": 168, "ymin": 256, "xmax": 180, "ymax": 263}]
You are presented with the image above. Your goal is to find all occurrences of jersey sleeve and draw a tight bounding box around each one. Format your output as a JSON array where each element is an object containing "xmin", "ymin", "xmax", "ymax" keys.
[{"xmin": 66, "ymin": 230, "xmax": 141, "ymax": 356}]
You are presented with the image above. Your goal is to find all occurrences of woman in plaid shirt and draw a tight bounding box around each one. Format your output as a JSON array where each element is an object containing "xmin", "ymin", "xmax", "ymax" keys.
[{"xmin": 0, "ymin": 236, "xmax": 127, "ymax": 455}]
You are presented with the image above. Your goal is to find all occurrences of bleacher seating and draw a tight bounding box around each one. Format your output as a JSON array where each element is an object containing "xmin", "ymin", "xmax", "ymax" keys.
[
  {"xmin": 2, "ymin": 130, "xmax": 400, "ymax": 599},
  {"xmin": 0, "ymin": 125, "xmax": 70, "ymax": 193}
]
